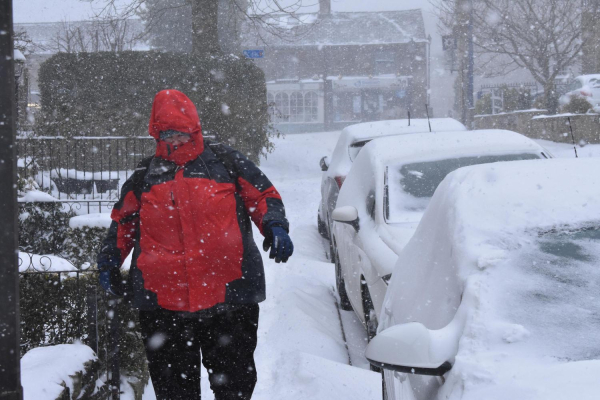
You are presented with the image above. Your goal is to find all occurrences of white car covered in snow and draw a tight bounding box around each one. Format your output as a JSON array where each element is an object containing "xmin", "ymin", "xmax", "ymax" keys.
[
  {"xmin": 366, "ymin": 158, "xmax": 600, "ymax": 400},
  {"xmin": 318, "ymin": 118, "xmax": 467, "ymax": 260},
  {"xmin": 559, "ymin": 74, "xmax": 600, "ymax": 107},
  {"xmin": 331, "ymin": 130, "xmax": 550, "ymax": 340}
]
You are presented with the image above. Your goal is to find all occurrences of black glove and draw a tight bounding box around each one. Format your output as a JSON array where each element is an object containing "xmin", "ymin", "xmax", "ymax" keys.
[
  {"xmin": 263, "ymin": 226, "xmax": 294, "ymax": 263},
  {"xmin": 98, "ymin": 266, "xmax": 124, "ymax": 297}
]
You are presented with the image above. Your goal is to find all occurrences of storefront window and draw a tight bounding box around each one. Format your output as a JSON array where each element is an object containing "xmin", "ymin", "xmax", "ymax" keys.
[
  {"xmin": 304, "ymin": 91, "xmax": 318, "ymax": 122},
  {"xmin": 334, "ymin": 92, "xmax": 361, "ymax": 122},
  {"xmin": 290, "ymin": 92, "xmax": 304, "ymax": 123},
  {"xmin": 275, "ymin": 93, "xmax": 290, "ymax": 122}
]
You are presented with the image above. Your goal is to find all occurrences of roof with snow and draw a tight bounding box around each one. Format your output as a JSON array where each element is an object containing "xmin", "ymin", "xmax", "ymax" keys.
[{"xmin": 241, "ymin": 10, "xmax": 427, "ymax": 48}]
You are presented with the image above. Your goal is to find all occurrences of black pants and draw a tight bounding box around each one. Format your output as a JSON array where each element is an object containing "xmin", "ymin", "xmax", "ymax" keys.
[{"xmin": 139, "ymin": 304, "xmax": 259, "ymax": 400}]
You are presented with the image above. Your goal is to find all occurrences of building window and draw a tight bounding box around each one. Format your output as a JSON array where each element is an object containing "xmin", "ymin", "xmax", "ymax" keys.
[
  {"xmin": 290, "ymin": 92, "xmax": 304, "ymax": 122},
  {"xmin": 374, "ymin": 50, "xmax": 395, "ymax": 75},
  {"xmin": 275, "ymin": 92, "xmax": 290, "ymax": 122},
  {"xmin": 267, "ymin": 93, "xmax": 276, "ymax": 120},
  {"xmin": 304, "ymin": 91, "xmax": 318, "ymax": 122}
]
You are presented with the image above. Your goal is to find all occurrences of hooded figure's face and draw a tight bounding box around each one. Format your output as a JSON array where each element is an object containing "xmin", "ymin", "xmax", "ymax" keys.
[{"xmin": 148, "ymin": 90, "xmax": 204, "ymax": 165}]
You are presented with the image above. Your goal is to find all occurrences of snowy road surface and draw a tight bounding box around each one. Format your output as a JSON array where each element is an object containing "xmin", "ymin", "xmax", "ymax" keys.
[
  {"xmin": 138, "ymin": 133, "xmax": 597, "ymax": 400},
  {"xmin": 142, "ymin": 130, "xmax": 381, "ymax": 399}
]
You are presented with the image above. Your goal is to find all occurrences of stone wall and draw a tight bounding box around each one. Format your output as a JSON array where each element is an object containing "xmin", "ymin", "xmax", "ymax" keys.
[
  {"xmin": 474, "ymin": 111, "xmax": 600, "ymax": 144},
  {"xmin": 530, "ymin": 114, "xmax": 600, "ymax": 144}
]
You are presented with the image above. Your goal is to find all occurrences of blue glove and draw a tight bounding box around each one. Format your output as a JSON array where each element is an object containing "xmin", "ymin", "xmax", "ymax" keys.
[
  {"xmin": 99, "ymin": 267, "xmax": 124, "ymax": 297},
  {"xmin": 263, "ymin": 226, "xmax": 294, "ymax": 263}
]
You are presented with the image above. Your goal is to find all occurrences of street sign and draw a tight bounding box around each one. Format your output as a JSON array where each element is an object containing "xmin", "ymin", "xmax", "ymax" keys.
[
  {"xmin": 243, "ymin": 50, "xmax": 265, "ymax": 59},
  {"xmin": 442, "ymin": 35, "xmax": 457, "ymax": 51}
]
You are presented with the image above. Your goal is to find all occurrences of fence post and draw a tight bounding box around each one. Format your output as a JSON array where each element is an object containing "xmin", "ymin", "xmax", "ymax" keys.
[
  {"xmin": 86, "ymin": 285, "xmax": 99, "ymax": 355},
  {"xmin": 0, "ymin": 2, "xmax": 24, "ymax": 398},
  {"xmin": 107, "ymin": 297, "xmax": 121, "ymax": 400}
]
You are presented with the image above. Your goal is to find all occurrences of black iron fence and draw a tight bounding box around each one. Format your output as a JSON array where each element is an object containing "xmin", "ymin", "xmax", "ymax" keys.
[
  {"xmin": 16, "ymin": 136, "xmax": 155, "ymax": 200},
  {"xmin": 18, "ymin": 198, "xmax": 145, "ymax": 399}
]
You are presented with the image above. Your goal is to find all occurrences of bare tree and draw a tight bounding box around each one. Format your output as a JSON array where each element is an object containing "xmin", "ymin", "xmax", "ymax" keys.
[
  {"xmin": 94, "ymin": 0, "xmax": 312, "ymax": 55},
  {"xmin": 50, "ymin": 17, "xmax": 144, "ymax": 53},
  {"xmin": 433, "ymin": 0, "xmax": 600, "ymax": 113}
]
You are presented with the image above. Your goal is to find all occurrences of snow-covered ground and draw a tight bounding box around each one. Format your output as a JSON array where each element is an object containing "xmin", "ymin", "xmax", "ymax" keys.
[{"xmin": 22, "ymin": 132, "xmax": 600, "ymax": 399}]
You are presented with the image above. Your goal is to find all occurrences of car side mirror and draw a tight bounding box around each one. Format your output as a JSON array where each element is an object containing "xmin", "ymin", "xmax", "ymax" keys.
[
  {"xmin": 365, "ymin": 322, "xmax": 452, "ymax": 376},
  {"xmin": 320, "ymin": 156, "xmax": 329, "ymax": 172},
  {"xmin": 332, "ymin": 206, "xmax": 359, "ymax": 232}
]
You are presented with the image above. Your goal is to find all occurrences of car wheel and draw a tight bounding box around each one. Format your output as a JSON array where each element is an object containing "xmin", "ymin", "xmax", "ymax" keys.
[
  {"xmin": 317, "ymin": 213, "xmax": 329, "ymax": 239},
  {"xmin": 335, "ymin": 253, "xmax": 353, "ymax": 311},
  {"xmin": 362, "ymin": 282, "xmax": 381, "ymax": 372},
  {"xmin": 361, "ymin": 281, "xmax": 378, "ymax": 342},
  {"xmin": 329, "ymin": 237, "xmax": 337, "ymax": 264}
]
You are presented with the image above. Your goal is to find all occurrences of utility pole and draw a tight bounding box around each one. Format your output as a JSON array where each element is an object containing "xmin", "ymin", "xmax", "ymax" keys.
[
  {"xmin": 0, "ymin": 0, "xmax": 24, "ymax": 398},
  {"xmin": 455, "ymin": 0, "xmax": 475, "ymax": 126},
  {"xmin": 467, "ymin": 0, "xmax": 474, "ymax": 110}
]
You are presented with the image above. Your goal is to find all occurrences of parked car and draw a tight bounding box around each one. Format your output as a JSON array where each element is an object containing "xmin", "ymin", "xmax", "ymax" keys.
[
  {"xmin": 366, "ymin": 158, "xmax": 600, "ymax": 400},
  {"xmin": 331, "ymin": 130, "xmax": 550, "ymax": 342},
  {"xmin": 559, "ymin": 74, "xmax": 600, "ymax": 107},
  {"xmin": 318, "ymin": 118, "xmax": 467, "ymax": 261}
]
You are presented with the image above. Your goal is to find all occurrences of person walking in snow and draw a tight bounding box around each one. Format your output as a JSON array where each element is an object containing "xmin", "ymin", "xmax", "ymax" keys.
[{"xmin": 96, "ymin": 89, "xmax": 293, "ymax": 400}]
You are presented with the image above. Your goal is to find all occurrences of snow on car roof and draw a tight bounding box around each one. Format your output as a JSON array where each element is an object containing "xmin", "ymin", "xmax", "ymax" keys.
[
  {"xmin": 326, "ymin": 118, "xmax": 467, "ymax": 177},
  {"xmin": 578, "ymin": 74, "xmax": 600, "ymax": 82},
  {"xmin": 358, "ymin": 129, "xmax": 545, "ymax": 168},
  {"xmin": 384, "ymin": 158, "xmax": 600, "ymax": 400},
  {"xmin": 341, "ymin": 118, "xmax": 467, "ymax": 142}
]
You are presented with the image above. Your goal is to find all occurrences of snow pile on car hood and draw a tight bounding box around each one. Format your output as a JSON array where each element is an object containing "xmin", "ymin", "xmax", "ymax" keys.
[{"xmin": 384, "ymin": 158, "xmax": 600, "ymax": 400}]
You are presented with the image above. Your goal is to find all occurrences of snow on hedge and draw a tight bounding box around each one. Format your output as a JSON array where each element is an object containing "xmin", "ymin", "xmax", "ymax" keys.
[
  {"xmin": 21, "ymin": 343, "xmax": 97, "ymax": 400},
  {"xmin": 69, "ymin": 213, "xmax": 112, "ymax": 229}
]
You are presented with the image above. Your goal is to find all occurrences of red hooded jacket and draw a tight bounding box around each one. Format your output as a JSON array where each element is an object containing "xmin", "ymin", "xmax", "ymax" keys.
[{"xmin": 98, "ymin": 90, "xmax": 288, "ymax": 312}]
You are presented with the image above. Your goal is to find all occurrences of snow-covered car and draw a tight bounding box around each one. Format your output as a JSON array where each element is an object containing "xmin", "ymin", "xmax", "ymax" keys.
[
  {"xmin": 318, "ymin": 118, "xmax": 467, "ymax": 260},
  {"xmin": 331, "ymin": 130, "xmax": 550, "ymax": 341},
  {"xmin": 366, "ymin": 158, "xmax": 600, "ymax": 400},
  {"xmin": 559, "ymin": 74, "xmax": 600, "ymax": 106}
]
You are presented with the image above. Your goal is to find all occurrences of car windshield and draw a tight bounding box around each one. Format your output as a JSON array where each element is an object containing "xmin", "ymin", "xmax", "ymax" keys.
[
  {"xmin": 500, "ymin": 226, "xmax": 600, "ymax": 361},
  {"xmin": 385, "ymin": 153, "xmax": 540, "ymax": 223}
]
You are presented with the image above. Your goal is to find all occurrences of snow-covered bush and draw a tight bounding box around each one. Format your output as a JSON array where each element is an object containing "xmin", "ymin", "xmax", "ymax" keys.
[
  {"xmin": 19, "ymin": 201, "xmax": 73, "ymax": 256},
  {"xmin": 21, "ymin": 344, "xmax": 101, "ymax": 400},
  {"xmin": 20, "ymin": 272, "xmax": 150, "ymax": 399},
  {"xmin": 561, "ymin": 95, "xmax": 593, "ymax": 114},
  {"xmin": 37, "ymin": 51, "xmax": 272, "ymax": 162},
  {"xmin": 19, "ymin": 204, "xmax": 149, "ymax": 398}
]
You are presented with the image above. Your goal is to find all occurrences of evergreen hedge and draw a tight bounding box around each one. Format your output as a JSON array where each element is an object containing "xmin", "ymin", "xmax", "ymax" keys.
[
  {"xmin": 19, "ymin": 203, "xmax": 149, "ymax": 399},
  {"xmin": 37, "ymin": 51, "xmax": 272, "ymax": 162}
]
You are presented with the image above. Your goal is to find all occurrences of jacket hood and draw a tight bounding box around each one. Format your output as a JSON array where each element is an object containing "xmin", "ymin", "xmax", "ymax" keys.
[{"xmin": 149, "ymin": 90, "xmax": 204, "ymax": 165}]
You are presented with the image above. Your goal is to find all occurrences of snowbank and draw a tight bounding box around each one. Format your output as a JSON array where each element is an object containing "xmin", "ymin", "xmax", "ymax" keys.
[{"xmin": 21, "ymin": 343, "xmax": 97, "ymax": 400}]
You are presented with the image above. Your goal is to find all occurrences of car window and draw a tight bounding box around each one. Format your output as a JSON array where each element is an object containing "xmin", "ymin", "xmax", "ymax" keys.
[
  {"xmin": 502, "ymin": 226, "xmax": 600, "ymax": 361},
  {"xmin": 366, "ymin": 190, "xmax": 376, "ymax": 220},
  {"xmin": 348, "ymin": 139, "xmax": 371, "ymax": 161},
  {"xmin": 568, "ymin": 80, "xmax": 583, "ymax": 91},
  {"xmin": 589, "ymin": 78, "xmax": 600, "ymax": 89},
  {"xmin": 385, "ymin": 153, "xmax": 540, "ymax": 223}
]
